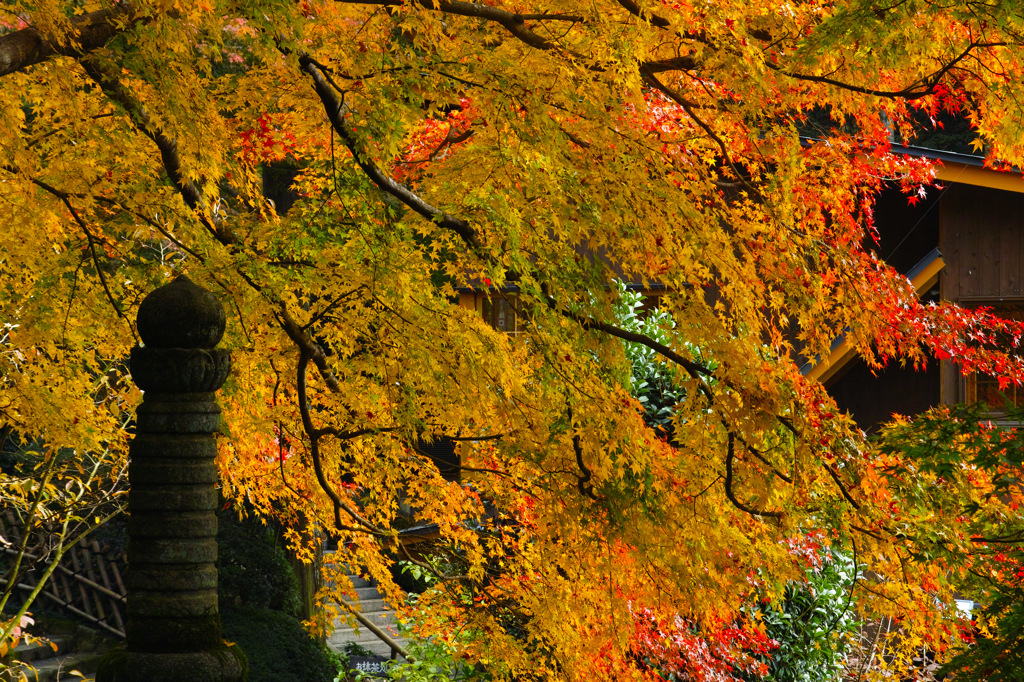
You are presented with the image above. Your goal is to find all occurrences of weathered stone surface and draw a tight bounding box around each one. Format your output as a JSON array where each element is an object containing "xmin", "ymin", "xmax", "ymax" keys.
[
  {"xmin": 99, "ymin": 277, "xmax": 240, "ymax": 682},
  {"xmin": 128, "ymin": 562, "xmax": 213, "ymax": 589},
  {"xmin": 131, "ymin": 433, "xmax": 219, "ymax": 460},
  {"xmin": 129, "ymin": 512, "xmax": 218, "ymax": 538},
  {"xmin": 128, "ymin": 537, "xmax": 218, "ymax": 564},
  {"xmin": 136, "ymin": 275, "xmax": 226, "ymax": 349},
  {"xmin": 124, "ymin": 617, "xmax": 225, "ymax": 653},
  {"xmin": 99, "ymin": 647, "xmax": 245, "ymax": 680},
  {"xmin": 129, "ymin": 485, "xmax": 218, "ymax": 512},
  {"xmin": 128, "ymin": 564, "xmax": 219, "ymax": 592},
  {"xmin": 128, "ymin": 589, "xmax": 219, "ymax": 618},
  {"xmin": 136, "ymin": 394, "xmax": 222, "ymax": 417},
  {"xmin": 131, "ymin": 347, "xmax": 231, "ymax": 397},
  {"xmin": 129, "ymin": 461, "xmax": 219, "ymax": 485}
]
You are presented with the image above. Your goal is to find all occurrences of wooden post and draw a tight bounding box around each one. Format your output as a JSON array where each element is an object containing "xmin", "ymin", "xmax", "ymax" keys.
[{"xmin": 97, "ymin": 275, "xmax": 245, "ymax": 682}]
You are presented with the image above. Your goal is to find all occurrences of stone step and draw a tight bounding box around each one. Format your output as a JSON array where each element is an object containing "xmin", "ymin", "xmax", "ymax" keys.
[
  {"xmin": 340, "ymin": 597, "xmax": 389, "ymax": 614},
  {"xmin": 320, "ymin": 554, "xmax": 376, "ymax": 590},
  {"xmin": 333, "ymin": 609, "xmax": 400, "ymax": 630},
  {"xmin": 341, "ymin": 586, "xmax": 384, "ymax": 603},
  {"xmin": 12, "ymin": 636, "xmax": 70, "ymax": 664},
  {"xmin": 8, "ymin": 650, "xmax": 104, "ymax": 682},
  {"xmin": 345, "ymin": 574, "xmax": 376, "ymax": 590},
  {"xmin": 322, "ymin": 556, "xmax": 409, "ymax": 660},
  {"xmin": 329, "ymin": 626, "xmax": 401, "ymax": 646},
  {"xmin": 333, "ymin": 637, "xmax": 399, "ymax": 658},
  {"xmin": 326, "ymin": 573, "xmax": 376, "ymax": 591}
]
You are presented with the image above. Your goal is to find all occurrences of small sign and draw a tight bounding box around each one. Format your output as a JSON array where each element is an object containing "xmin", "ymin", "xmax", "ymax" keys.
[{"xmin": 349, "ymin": 655, "xmax": 392, "ymax": 678}]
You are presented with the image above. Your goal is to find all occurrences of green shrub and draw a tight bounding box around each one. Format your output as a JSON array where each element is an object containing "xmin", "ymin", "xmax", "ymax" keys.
[
  {"xmin": 217, "ymin": 507, "xmax": 302, "ymax": 616},
  {"xmin": 221, "ymin": 604, "xmax": 337, "ymax": 682},
  {"xmin": 748, "ymin": 547, "xmax": 859, "ymax": 682}
]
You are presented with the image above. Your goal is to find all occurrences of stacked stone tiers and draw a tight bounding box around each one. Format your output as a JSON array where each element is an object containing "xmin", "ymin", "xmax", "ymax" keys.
[{"xmin": 97, "ymin": 277, "xmax": 244, "ymax": 682}]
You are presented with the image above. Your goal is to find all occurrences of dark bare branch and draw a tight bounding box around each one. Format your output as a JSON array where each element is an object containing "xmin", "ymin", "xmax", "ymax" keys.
[
  {"xmin": 547, "ymin": 299, "xmax": 715, "ymax": 380},
  {"xmin": 0, "ymin": 6, "xmax": 136, "ymax": 78},
  {"xmin": 772, "ymin": 40, "xmax": 1004, "ymax": 101},
  {"xmin": 567, "ymin": 407, "xmax": 601, "ymax": 501},
  {"xmin": 311, "ymin": 424, "xmax": 403, "ymax": 441},
  {"xmin": 23, "ymin": 175, "xmax": 132, "ymax": 333},
  {"xmin": 338, "ymin": 0, "xmax": 584, "ymax": 50},
  {"xmin": 614, "ymin": 0, "xmax": 671, "ymax": 28},
  {"xmin": 970, "ymin": 531, "xmax": 1024, "ymax": 544},
  {"xmin": 276, "ymin": 306, "xmax": 343, "ymax": 393},
  {"xmin": 296, "ymin": 352, "xmax": 386, "ymax": 536},
  {"xmin": 824, "ymin": 462, "xmax": 861, "ymax": 510},
  {"xmin": 299, "ymin": 54, "xmax": 480, "ymax": 249},
  {"xmin": 446, "ymin": 432, "xmax": 506, "ymax": 441},
  {"xmin": 641, "ymin": 55, "xmax": 699, "ymax": 73},
  {"xmin": 78, "ymin": 59, "xmax": 238, "ymax": 245},
  {"xmin": 724, "ymin": 434, "xmax": 784, "ymax": 518}
]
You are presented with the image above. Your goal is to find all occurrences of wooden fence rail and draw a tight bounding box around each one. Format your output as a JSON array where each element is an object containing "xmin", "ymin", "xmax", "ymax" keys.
[{"xmin": 0, "ymin": 512, "xmax": 127, "ymax": 638}]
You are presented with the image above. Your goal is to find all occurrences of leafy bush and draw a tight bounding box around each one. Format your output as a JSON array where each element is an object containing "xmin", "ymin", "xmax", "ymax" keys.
[
  {"xmin": 941, "ymin": 594, "xmax": 1021, "ymax": 682},
  {"xmin": 750, "ymin": 546, "xmax": 859, "ymax": 682},
  {"xmin": 628, "ymin": 546, "xmax": 858, "ymax": 682},
  {"xmin": 376, "ymin": 636, "xmax": 480, "ymax": 682},
  {"xmin": 216, "ymin": 508, "xmax": 334, "ymax": 682},
  {"xmin": 221, "ymin": 604, "xmax": 337, "ymax": 682},
  {"xmin": 613, "ymin": 283, "xmax": 689, "ymax": 434},
  {"xmin": 217, "ymin": 506, "xmax": 302, "ymax": 616}
]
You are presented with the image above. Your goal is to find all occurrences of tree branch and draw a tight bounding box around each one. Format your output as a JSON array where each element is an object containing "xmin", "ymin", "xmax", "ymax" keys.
[
  {"xmin": 641, "ymin": 55, "xmax": 699, "ymax": 73},
  {"xmin": 338, "ymin": 0, "xmax": 584, "ymax": 51},
  {"xmin": 24, "ymin": 175, "xmax": 132, "ymax": 332},
  {"xmin": 614, "ymin": 1, "xmax": 671, "ymax": 29},
  {"xmin": 546, "ymin": 299, "xmax": 715, "ymax": 380},
  {"xmin": 78, "ymin": 58, "xmax": 237, "ymax": 246},
  {"xmin": 771, "ymin": 40, "xmax": 1002, "ymax": 101},
  {"xmin": 296, "ymin": 351, "xmax": 387, "ymax": 536},
  {"xmin": 567, "ymin": 406, "xmax": 601, "ymax": 501},
  {"xmin": 824, "ymin": 462, "xmax": 861, "ymax": 510},
  {"xmin": 724, "ymin": 434, "xmax": 783, "ymax": 518},
  {"xmin": 276, "ymin": 306, "xmax": 343, "ymax": 393},
  {"xmin": 0, "ymin": 5, "xmax": 136, "ymax": 78},
  {"xmin": 299, "ymin": 54, "xmax": 480, "ymax": 249}
]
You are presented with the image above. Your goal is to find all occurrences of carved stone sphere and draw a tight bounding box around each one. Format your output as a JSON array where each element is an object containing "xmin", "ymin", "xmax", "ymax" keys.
[{"xmin": 137, "ymin": 275, "xmax": 226, "ymax": 349}]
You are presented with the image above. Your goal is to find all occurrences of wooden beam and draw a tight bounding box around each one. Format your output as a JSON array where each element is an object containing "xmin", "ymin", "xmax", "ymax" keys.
[
  {"xmin": 936, "ymin": 163, "xmax": 1024, "ymax": 195},
  {"xmin": 804, "ymin": 253, "xmax": 945, "ymax": 384}
]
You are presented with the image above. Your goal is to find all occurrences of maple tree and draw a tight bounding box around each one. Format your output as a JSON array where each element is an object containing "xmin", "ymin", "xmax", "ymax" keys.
[{"xmin": 3, "ymin": 0, "xmax": 1024, "ymax": 678}]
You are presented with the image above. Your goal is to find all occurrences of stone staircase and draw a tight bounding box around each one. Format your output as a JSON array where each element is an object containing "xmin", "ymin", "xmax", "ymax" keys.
[
  {"xmin": 3, "ymin": 628, "xmax": 107, "ymax": 682},
  {"xmin": 324, "ymin": 560, "xmax": 407, "ymax": 659}
]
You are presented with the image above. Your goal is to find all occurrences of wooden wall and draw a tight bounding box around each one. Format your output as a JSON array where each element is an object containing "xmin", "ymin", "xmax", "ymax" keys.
[
  {"xmin": 827, "ymin": 182, "xmax": 1024, "ymax": 429},
  {"xmin": 829, "ymin": 358, "xmax": 941, "ymax": 434},
  {"xmin": 940, "ymin": 184, "xmax": 1024, "ymax": 303},
  {"xmin": 937, "ymin": 185, "xmax": 1024, "ymax": 404}
]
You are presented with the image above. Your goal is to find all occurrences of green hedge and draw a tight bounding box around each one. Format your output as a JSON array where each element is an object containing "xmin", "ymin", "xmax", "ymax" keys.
[{"xmin": 221, "ymin": 605, "xmax": 337, "ymax": 682}]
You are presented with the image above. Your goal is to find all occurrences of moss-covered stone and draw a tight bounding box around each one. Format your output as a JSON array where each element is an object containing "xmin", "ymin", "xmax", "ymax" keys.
[
  {"xmin": 131, "ymin": 433, "xmax": 220, "ymax": 459},
  {"xmin": 136, "ymin": 275, "xmax": 226, "ymax": 350},
  {"xmin": 96, "ymin": 277, "xmax": 240, "ymax": 682},
  {"xmin": 128, "ymin": 564, "xmax": 219, "ymax": 591},
  {"xmin": 127, "ymin": 589, "xmax": 219, "ymax": 619},
  {"xmin": 129, "ymin": 511, "xmax": 219, "ymax": 538},
  {"xmin": 128, "ymin": 536, "xmax": 218, "ymax": 564},
  {"xmin": 128, "ymin": 485, "xmax": 219, "ymax": 512},
  {"xmin": 96, "ymin": 643, "xmax": 247, "ymax": 682},
  {"xmin": 129, "ymin": 460, "xmax": 220, "ymax": 485},
  {"xmin": 125, "ymin": 614, "xmax": 223, "ymax": 652}
]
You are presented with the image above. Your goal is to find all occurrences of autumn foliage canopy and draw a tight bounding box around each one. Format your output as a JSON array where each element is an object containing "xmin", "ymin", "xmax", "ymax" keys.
[{"xmin": 3, "ymin": 0, "xmax": 1024, "ymax": 678}]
